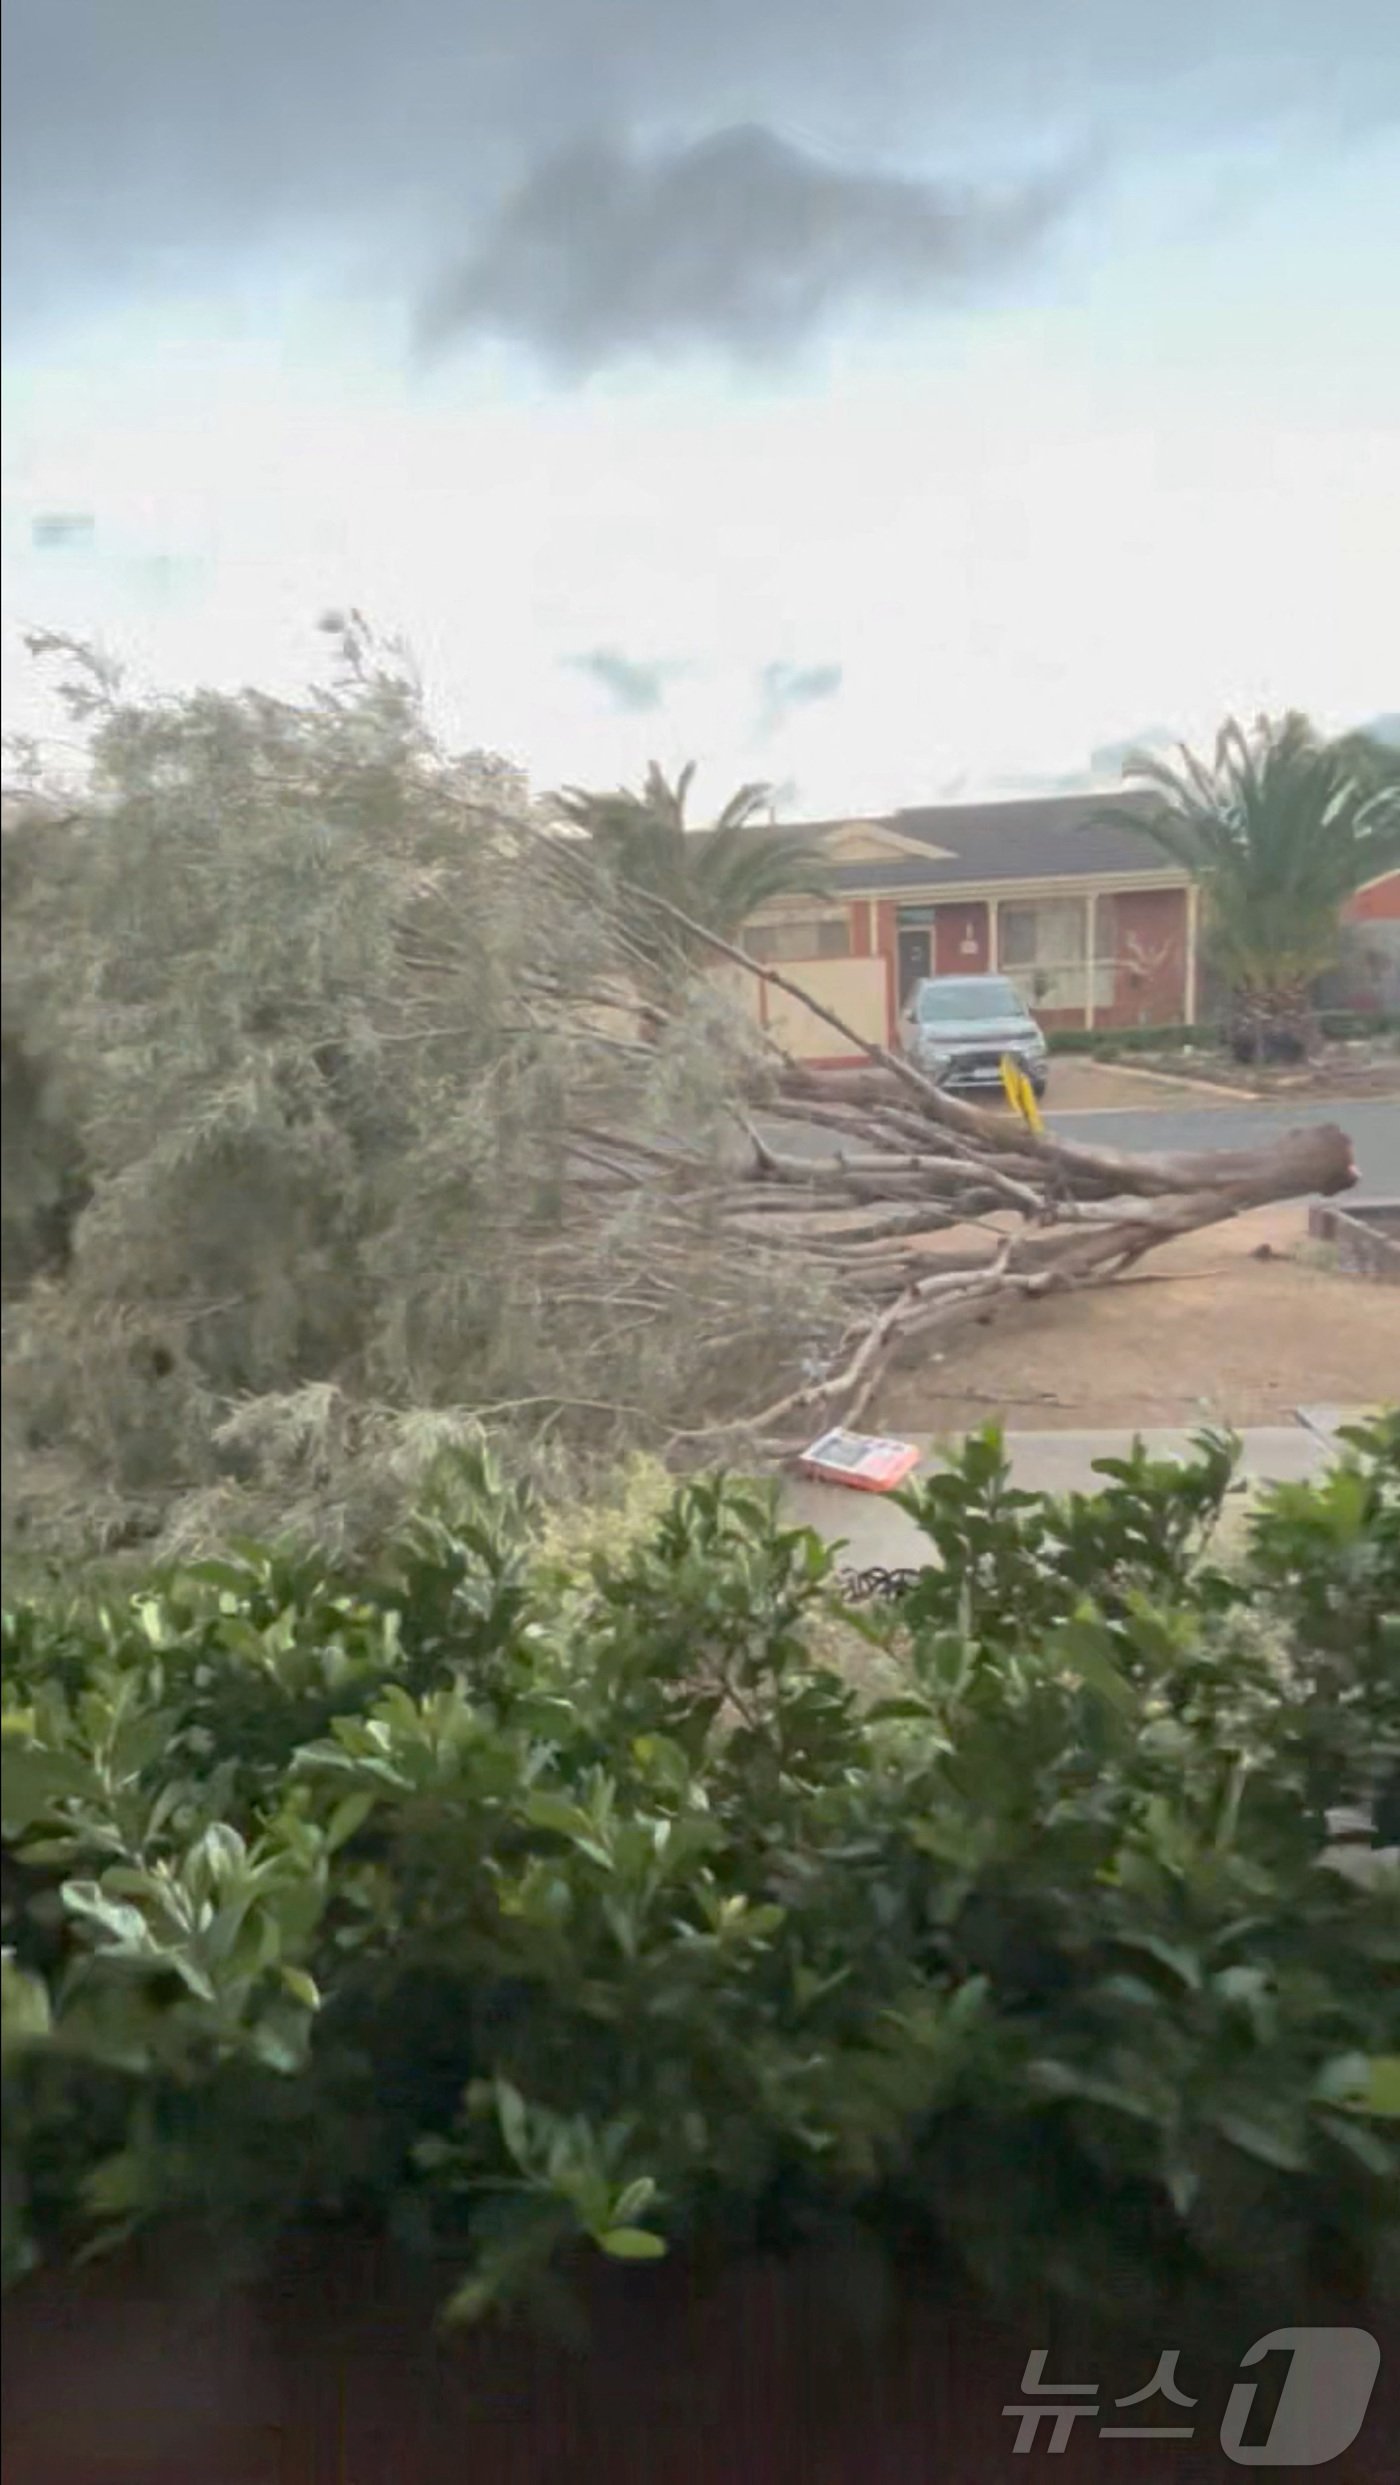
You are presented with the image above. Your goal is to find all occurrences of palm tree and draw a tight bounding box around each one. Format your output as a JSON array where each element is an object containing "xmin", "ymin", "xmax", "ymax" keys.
[
  {"xmin": 554, "ymin": 761, "xmax": 831, "ymax": 978},
  {"xmin": 1109, "ymin": 714, "xmax": 1400, "ymax": 1061}
]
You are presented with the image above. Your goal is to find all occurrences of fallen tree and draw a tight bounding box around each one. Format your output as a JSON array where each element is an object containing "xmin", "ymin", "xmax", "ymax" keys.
[
  {"xmin": 1, "ymin": 628, "xmax": 1358, "ymax": 1558},
  {"xmin": 535, "ymin": 885, "xmax": 1358, "ymax": 1456}
]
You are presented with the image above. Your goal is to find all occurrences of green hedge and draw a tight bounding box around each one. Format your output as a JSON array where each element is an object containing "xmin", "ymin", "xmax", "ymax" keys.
[
  {"xmin": 1048, "ymin": 1010, "xmax": 1400, "ymax": 1059},
  {"xmin": 1048, "ymin": 1023, "xmax": 1205, "ymax": 1056},
  {"xmin": 1318, "ymin": 1008, "xmax": 1400, "ymax": 1041},
  {"xmin": 4, "ymin": 1422, "xmax": 1399, "ymax": 2337}
]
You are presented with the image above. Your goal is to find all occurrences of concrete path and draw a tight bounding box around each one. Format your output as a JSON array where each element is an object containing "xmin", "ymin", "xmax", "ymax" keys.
[{"xmin": 785, "ymin": 1412, "xmax": 1372, "ymax": 1566}]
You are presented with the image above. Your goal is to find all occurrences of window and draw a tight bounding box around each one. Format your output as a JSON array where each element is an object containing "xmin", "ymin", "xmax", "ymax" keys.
[
  {"xmin": 998, "ymin": 898, "xmax": 1112, "ymax": 1009},
  {"xmin": 997, "ymin": 906, "xmax": 1048, "ymax": 971},
  {"xmin": 745, "ymin": 913, "xmax": 852, "ymax": 963}
]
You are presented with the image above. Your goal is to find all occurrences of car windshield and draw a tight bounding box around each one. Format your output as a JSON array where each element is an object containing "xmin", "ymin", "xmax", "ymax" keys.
[{"xmin": 916, "ymin": 977, "xmax": 1026, "ymax": 1024}]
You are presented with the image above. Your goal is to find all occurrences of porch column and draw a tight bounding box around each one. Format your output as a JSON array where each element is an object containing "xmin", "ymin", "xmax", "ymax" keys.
[
  {"xmin": 1085, "ymin": 891, "xmax": 1098, "ymax": 1031},
  {"xmin": 1185, "ymin": 883, "xmax": 1201, "ymax": 1024}
]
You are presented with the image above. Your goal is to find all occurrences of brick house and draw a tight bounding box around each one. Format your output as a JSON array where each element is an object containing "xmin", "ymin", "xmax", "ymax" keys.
[
  {"xmin": 733, "ymin": 793, "xmax": 1196, "ymax": 1066},
  {"xmin": 730, "ymin": 792, "xmax": 1400, "ymax": 1066},
  {"xmin": 1323, "ymin": 869, "xmax": 1400, "ymax": 1016}
]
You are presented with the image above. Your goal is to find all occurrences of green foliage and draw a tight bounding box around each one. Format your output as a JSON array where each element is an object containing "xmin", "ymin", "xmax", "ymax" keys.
[
  {"xmin": 1046, "ymin": 1022, "xmax": 1206, "ymax": 1056},
  {"xmin": 1046, "ymin": 1012, "xmax": 1399, "ymax": 1060},
  {"xmin": 1107, "ymin": 714, "xmax": 1400, "ymax": 1054},
  {"xmin": 554, "ymin": 759, "xmax": 831, "ymax": 976},
  {"xmin": 4, "ymin": 1421, "xmax": 1398, "ymax": 2333},
  {"xmin": 1, "ymin": 632, "xmax": 831, "ymax": 1560},
  {"xmin": 1316, "ymin": 1008, "xmax": 1400, "ymax": 1042},
  {"xmin": 892, "ymin": 1422, "xmax": 1242, "ymax": 1642}
]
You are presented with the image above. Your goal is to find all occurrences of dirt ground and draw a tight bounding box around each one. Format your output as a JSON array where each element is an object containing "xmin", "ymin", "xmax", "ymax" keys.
[{"xmin": 874, "ymin": 1200, "xmax": 1400, "ymax": 1433}]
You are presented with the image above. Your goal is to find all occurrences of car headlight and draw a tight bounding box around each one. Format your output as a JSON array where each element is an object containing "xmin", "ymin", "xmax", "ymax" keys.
[{"xmin": 1023, "ymin": 1033, "xmax": 1047, "ymax": 1057}]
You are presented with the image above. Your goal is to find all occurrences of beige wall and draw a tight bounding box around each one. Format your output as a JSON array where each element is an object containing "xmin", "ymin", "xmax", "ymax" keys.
[{"xmin": 761, "ymin": 955, "xmax": 890, "ymax": 1059}]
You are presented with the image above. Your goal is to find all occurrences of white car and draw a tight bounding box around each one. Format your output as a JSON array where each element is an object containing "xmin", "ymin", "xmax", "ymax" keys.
[{"xmin": 899, "ymin": 973, "xmax": 1049, "ymax": 1096}]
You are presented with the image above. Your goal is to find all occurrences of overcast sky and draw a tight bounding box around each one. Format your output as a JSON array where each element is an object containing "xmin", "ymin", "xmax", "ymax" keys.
[{"xmin": 3, "ymin": 0, "xmax": 1397, "ymax": 812}]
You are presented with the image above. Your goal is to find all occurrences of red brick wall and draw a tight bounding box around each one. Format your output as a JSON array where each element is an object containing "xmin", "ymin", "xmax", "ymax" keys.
[
  {"xmin": 9, "ymin": 2240, "xmax": 1397, "ymax": 2485},
  {"xmin": 1097, "ymin": 888, "xmax": 1189, "ymax": 1029},
  {"xmin": 1345, "ymin": 871, "xmax": 1400, "ymax": 924},
  {"xmin": 933, "ymin": 902, "xmax": 990, "ymax": 975},
  {"xmin": 865, "ymin": 888, "xmax": 1190, "ymax": 1036}
]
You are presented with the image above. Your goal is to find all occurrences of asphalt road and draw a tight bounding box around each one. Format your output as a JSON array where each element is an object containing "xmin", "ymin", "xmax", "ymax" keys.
[
  {"xmin": 762, "ymin": 1094, "xmax": 1399, "ymax": 1197},
  {"xmin": 1049, "ymin": 1096, "xmax": 1399, "ymax": 1199}
]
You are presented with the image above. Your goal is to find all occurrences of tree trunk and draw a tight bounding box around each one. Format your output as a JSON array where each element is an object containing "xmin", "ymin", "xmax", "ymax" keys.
[{"xmin": 1228, "ymin": 977, "xmax": 1315, "ymax": 1065}]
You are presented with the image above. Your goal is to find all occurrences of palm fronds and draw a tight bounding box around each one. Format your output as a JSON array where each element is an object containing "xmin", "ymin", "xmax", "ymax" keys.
[
  {"xmin": 1105, "ymin": 713, "xmax": 1400, "ymax": 1053},
  {"xmin": 554, "ymin": 762, "xmax": 831, "ymax": 969}
]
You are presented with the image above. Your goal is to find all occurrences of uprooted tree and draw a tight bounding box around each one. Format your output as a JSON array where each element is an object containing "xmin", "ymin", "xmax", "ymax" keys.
[
  {"xmin": 617, "ymin": 910, "xmax": 1356, "ymax": 1449},
  {"xmin": 1, "ymin": 623, "xmax": 1356, "ymax": 1562}
]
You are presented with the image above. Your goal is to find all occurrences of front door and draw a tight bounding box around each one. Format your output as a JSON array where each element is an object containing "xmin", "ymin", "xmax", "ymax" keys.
[{"xmin": 897, "ymin": 924, "xmax": 932, "ymax": 1004}]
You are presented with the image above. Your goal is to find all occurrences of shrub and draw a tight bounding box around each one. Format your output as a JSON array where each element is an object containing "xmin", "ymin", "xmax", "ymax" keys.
[
  {"xmin": 1317, "ymin": 1008, "xmax": 1400, "ymax": 1042},
  {"xmin": 1047, "ymin": 1023, "xmax": 1208, "ymax": 1057},
  {"xmin": 3, "ymin": 1421, "xmax": 1398, "ymax": 2340},
  {"xmin": 1, "ymin": 631, "xmax": 829, "ymax": 1566},
  {"xmin": 1046, "ymin": 1011, "xmax": 1399, "ymax": 1059}
]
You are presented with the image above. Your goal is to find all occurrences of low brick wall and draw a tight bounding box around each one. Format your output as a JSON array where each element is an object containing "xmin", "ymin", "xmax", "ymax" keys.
[
  {"xmin": 1309, "ymin": 1199, "xmax": 1400, "ymax": 1284},
  {"xmin": 5, "ymin": 2238, "xmax": 1397, "ymax": 2484}
]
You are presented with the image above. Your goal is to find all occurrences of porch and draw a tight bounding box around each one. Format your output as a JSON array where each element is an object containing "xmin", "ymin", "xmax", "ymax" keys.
[{"xmin": 738, "ymin": 881, "xmax": 1196, "ymax": 1064}]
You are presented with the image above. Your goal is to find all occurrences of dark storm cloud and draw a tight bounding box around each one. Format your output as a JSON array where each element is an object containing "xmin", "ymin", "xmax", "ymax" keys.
[
  {"xmin": 565, "ymin": 648, "xmax": 682, "ymax": 713},
  {"xmin": 757, "ymin": 659, "xmax": 845, "ymax": 735},
  {"xmin": 4, "ymin": 0, "xmax": 1397, "ymax": 337},
  {"xmin": 421, "ymin": 128, "xmax": 1078, "ymax": 370},
  {"xmin": 1089, "ymin": 726, "xmax": 1178, "ymax": 776}
]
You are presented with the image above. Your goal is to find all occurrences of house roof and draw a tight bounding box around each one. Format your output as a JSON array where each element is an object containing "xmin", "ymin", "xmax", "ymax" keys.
[{"xmin": 804, "ymin": 790, "xmax": 1175, "ymax": 893}]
